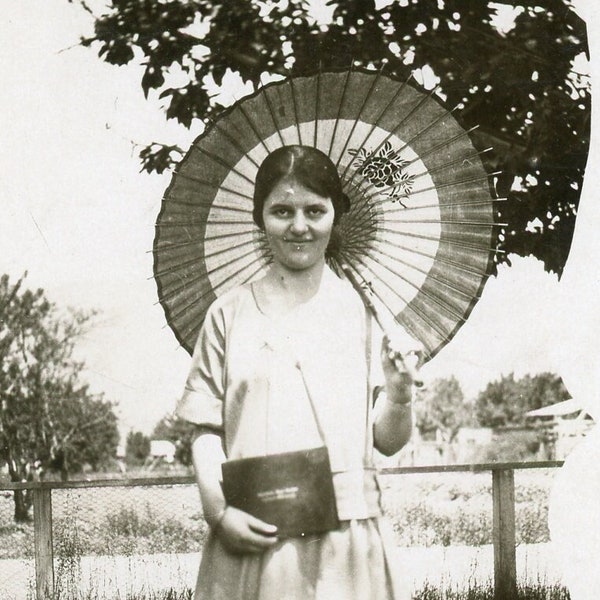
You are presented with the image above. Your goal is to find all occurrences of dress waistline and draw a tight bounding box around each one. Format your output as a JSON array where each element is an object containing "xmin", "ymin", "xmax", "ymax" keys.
[{"xmin": 331, "ymin": 468, "xmax": 382, "ymax": 521}]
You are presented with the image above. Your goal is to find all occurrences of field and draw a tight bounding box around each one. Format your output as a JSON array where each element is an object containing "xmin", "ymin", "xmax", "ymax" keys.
[{"xmin": 0, "ymin": 468, "xmax": 564, "ymax": 599}]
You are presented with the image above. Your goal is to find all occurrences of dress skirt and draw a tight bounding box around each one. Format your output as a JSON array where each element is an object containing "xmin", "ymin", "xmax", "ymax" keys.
[{"xmin": 194, "ymin": 518, "xmax": 410, "ymax": 600}]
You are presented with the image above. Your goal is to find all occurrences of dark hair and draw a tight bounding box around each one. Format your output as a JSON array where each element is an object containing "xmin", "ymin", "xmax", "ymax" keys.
[{"xmin": 252, "ymin": 145, "xmax": 351, "ymax": 229}]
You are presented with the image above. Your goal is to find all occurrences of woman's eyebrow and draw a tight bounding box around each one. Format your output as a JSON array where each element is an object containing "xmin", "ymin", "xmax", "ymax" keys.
[{"xmin": 267, "ymin": 201, "xmax": 293, "ymax": 209}]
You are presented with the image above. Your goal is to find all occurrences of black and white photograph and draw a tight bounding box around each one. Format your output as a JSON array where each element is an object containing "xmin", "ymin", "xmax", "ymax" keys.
[{"xmin": 1, "ymin": 1, "xmax": 598, "ymax": 599}]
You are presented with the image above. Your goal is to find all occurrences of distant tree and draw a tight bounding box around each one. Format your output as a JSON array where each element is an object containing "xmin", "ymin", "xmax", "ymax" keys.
[
  {"xmin": 152, "ymin": 413, "xmax": 198, "ymax": 466},
  {"xmin": 475, "ymin": 371, "xmax": 570, "ymax": 428},
  {"xmin": 414, "ymin": 376, "xmax": 471, "ymax": 443},
  {"xmin": 47, "ymin": 394, "xmax": 120, "ymax": 477},
  {"xmin": 74, "ymin": 0, "xmax": 589, "ymax": 274},
  {"xmin": 126, "ymin": 430, "xmax": 151, "ymax": 465},
  {"xmin": 0, "ymin": 274, "xmax": 119, "ymax": 521}
]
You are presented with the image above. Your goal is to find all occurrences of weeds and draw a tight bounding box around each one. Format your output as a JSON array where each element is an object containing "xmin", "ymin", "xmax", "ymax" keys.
[{"xmin": 413, "ymin": 581, "xmax": 570, "ymax": 599}]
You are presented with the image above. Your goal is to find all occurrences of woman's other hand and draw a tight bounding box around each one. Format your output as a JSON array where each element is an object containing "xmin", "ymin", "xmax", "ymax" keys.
[
  {"xmin": 216, "ymin": 506, "xmax": 279, "ymax": 554},
  {"xmin": 381, "ymin": 333, "xmax": 423, "ymax": 403}
]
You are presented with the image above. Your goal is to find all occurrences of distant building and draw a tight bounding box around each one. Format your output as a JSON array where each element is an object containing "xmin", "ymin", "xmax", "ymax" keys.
[
  {"xmin": 143, "ymin": 440, "xmax": 177, "ymax": 470},
  {"xmin": 525, "ymin": 399, "xmax": 595, "ymax": 460}
]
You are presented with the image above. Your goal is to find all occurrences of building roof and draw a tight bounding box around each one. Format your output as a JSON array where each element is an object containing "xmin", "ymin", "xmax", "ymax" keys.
[{"xmin": 525, "ymin": 398, "xmax": 584, "ymax": 418}]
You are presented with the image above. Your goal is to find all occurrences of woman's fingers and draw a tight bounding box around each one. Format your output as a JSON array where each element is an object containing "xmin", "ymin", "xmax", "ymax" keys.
[
  {"xmin": 218, "ymin": 507, "xmax": 279, "ymax": 554},
  {"xmin": 381, "ymin": 335, "xmax": 424, "ymax": 389},
  {"xmin": 247, "ymin": 513, "xmax": 278, "ymax": 537},
  {"xmin": 384, "ymin": 331, "xmax": 424, "ymax": 363}
]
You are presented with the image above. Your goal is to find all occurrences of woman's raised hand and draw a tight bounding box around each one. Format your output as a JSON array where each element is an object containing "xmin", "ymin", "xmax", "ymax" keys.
[
  {"xmin": 381, "ymin": 330, "xmax": 425, "ymax": 400},
  {"xmin": 216, "ymin": 506, "xmax": 279, "ymax": 554}
]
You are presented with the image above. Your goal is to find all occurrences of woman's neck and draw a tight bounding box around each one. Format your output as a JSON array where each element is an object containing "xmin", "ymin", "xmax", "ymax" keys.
[{"xmin": 256, "ymin": 260, "xmax": 327, "ymax": 315}]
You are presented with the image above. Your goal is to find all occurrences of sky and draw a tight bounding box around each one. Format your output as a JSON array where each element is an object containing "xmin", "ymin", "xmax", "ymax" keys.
[{"xmin": 1, "ymin": 0, "xmax": 598, "ymax": 439}]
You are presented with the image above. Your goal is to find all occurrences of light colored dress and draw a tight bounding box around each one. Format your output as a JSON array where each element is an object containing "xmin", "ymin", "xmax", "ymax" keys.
[{"xmin": 177, "ymin": 267, "xmax": 409, "ymax": 600}]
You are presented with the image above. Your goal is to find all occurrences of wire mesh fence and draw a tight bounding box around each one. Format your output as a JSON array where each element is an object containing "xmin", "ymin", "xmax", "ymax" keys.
[
  {"xmin": 0, "ymin": 478, "xmax": 204, "ymax": 600},
  {"xmin": 0, "ymin": 462, "xmax": 562, "ymax": 600}
]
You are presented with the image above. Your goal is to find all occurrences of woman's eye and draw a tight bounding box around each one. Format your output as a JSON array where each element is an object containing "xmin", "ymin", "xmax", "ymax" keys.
[
  {"xmin": 307, "ymin": 207, "xmax": 326, "ymax": 217},
  {"xmin": 272, "ymin": 207, "xmax": 291, "ymax": 217}
]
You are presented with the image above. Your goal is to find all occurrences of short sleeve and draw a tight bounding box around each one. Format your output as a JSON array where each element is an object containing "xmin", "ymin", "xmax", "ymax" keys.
[{"xmin": 175, "ymin": 302, "xmax": 226, "ymax": 431}]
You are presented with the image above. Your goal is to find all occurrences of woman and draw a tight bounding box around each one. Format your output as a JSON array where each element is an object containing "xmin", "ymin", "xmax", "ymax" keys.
[{"xmin": 177, "ymin": 145, "xmax": 417, "ymax": 599}]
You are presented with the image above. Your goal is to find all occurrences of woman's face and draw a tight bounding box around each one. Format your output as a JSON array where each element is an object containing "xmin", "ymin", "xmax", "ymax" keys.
[{"xmin": 262, "ymin": 177, "xmax": 335, "ymax": 272}]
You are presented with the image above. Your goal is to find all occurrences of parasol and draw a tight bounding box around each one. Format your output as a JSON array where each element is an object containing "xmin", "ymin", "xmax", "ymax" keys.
[{"xmin": 153, "ymin": 69, "xmax": 502, "ymax": 360}]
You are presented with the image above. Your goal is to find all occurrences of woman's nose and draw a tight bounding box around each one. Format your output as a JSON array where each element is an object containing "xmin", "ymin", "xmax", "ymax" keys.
[{"xmin": 290, "ymin": 211, "xmax": 308, "ymax": 234}]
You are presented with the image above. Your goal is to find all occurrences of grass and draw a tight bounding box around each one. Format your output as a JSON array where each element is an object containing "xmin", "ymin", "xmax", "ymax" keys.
[
  {"xmin": 413, "ymin": 581, "xmax": 570, "ymax": 599},
  {"xmin": 26, "ymin": 581, "xmax": 570, "ymax": 599}
]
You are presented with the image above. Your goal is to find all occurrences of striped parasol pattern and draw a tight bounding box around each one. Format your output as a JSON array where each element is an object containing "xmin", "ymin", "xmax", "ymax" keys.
[{"xmin": 154, "ymin": 69, "xmax": 502, "ymax": 359}]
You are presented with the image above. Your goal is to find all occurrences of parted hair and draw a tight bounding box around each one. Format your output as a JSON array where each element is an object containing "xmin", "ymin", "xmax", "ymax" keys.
[{"xmin": 252, "ymin": 145, "xmax": 351, "ymax": 229}]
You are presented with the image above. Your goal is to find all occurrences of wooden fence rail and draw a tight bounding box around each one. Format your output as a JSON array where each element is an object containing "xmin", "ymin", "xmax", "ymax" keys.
[{"xmin": 1, "ymin": 460, "xmax": 563, "ymax": 600}]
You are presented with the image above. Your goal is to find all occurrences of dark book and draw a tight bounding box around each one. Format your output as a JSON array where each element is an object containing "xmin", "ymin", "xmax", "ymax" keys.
[{"xmin": 221, "ymin": 446, "xmax": 340, "ymax": 538}]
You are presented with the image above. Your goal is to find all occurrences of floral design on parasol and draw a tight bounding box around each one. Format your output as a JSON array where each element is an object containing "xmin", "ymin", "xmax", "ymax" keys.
[{"xmin": 153, "ymin": 69, "xmax": 502, "ymax": 360}]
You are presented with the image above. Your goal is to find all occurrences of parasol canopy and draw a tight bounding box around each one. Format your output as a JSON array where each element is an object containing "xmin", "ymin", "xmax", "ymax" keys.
[{"xmin": 154, "ymin": 69, "xmax": 501, "ymax": 360}]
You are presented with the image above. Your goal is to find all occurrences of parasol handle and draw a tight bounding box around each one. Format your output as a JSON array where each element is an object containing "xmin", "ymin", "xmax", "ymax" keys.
[{"xmin": 340, "ymin": 264, "xmax": 424, "ymax": 388}]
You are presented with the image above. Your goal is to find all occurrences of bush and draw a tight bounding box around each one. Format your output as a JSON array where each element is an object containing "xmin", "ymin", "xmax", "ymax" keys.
[
  {"xmin": 381, "ymin": 470, "xmax": 553, "ymax": 547},
  {"xmin": 478, "ymin": 430, "xmax": 540, "ymax": 463},
  {"xmin": 101, "ymin": 503, "xmax": 207, "ymax": 555}
]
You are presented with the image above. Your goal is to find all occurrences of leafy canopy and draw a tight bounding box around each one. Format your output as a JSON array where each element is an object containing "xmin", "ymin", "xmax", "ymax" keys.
[
  {"xmin": 414, "ymin": 376, "xmax": 471, "ymax": 442},
  {"xmin": 0, "ymin": 275, "xmax": 119, "ymax": 491},
  {"xmin": 75, "ymin": 0, "xmax": 589, "ymax": 274},
  {"xmin": 475, "ymin": 371, "xmax": 570, "ymax": 428},
  {"xmin": 152, "ymin": 412, "xmax": 197, "ymax": 466}
]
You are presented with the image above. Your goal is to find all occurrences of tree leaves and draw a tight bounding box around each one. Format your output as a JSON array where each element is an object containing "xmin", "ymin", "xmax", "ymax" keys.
[
  {"xmin": 76, "ymin": 0, "xmax": 589, "ymax": 275},
  {"xmin": 139, "ymin": 143, "xmax": 184, "ymax": 173},
  {"xmin": 0, "ymin": 274, "xmax": 119, "ymax": 503},
  {"xmin": 475, "ymin": 372, "xmax": 570, "ymax": 428}
]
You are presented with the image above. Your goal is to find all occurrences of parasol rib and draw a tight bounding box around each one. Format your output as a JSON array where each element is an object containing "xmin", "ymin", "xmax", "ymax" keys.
[
  {"xmin": 237, "ymin": 101, "xmax": 274, "ymax": 156},
  {"xmin": 162, "ymin": 253, "xmax": 269, "ymax": 321},
  {"xmin": 363, "ymin": 171, "xmax": 501, "ymax": 206},
  {"xmin": 363, "ymin": 147, "xmax": 494, "ymax": 201},
  {"xmin": 327, "ymin": 67, "xmax": 353, "ymax": 158},
  {"xmin": 357, "ymin": 252, "xmax": 465, "ymax": 336},
  {"xmin": 153, "ymin": 231, "xmax": 257, "ymax": 255},
  {"xmin": 171, "ymin": 171, "xmax": 253, "ymax": 201},
  {"xmin": 334, "ymin": 68, "xmax": 385, "ymax": 170},
  {"xmin": 177, "ymin": 260, "xmax": 268, "ymax": 339},
  {"xmin": 155, "ymin": 219, "xmax": 254, "ymax": 229},
  {"xmin": 404, "ymin": 125, "xmax": 481, "ymax": 166},
  {"xmin": 212, "ymin": 120, "xmax": 263, "ymax": 169},
  {"xmin": 339, "ymin": 71, "xmax": 411, "ymax": 180},
  {"xmin": 153, "ymin": 242, "xmax": 259, "ymax": 279},
  {"xmin": 340, "ymin": 179, "xmax": 374, "ymax": 225},
  {"xmin": 354, "ymin": 104, "xmax": 463, "ymax": 199},
  {"xmin": 372, "ymin": 248, "xmax": 480, "ymax": 304},
  {"xmin": 314, "ymin": 69, "xmax": 321, "ymax": 149},
  {"xmin": 374, "ymin": 236, "xmax": 490, "ymax": 277},
  {"xmin": 259, "ymin": 76, "xmax": 286, "ymax": 148},
  {"xmin": 343, "ymin": 257, "xmax": 448, "ymax": 343},
  {"xmin": 175, "ymin": 260, "xmax": 268, "ymax": 332},
  {"xmin": 341, "ymin": 258, "xmax": 432, "ymax": 356},
  {"xmin": 193, "ymin": 145, "xmax": 255, "ymax": 186},
  {"xmin": 377, "ymin": 225, "xmax": 498, "ymax": 253},
  {"xmin": 383, "ymin": 218, "xmax": 506, "ymax": 227},
  {"xmin": 361, "ymin": 250, "xmax": 471, "ymax": 319},
  {"xmin": 344, "ymin": 83, "xmax": 444, "ymax": 190},
  {"xmin": 164, "ymin": 198, "xmax": 251, "ymax": 213},
  {"xmin": 344, "ymin": 127, "xmax": 488, "ymax": 225},
  {"xmin": 385, "ymin": 197, "xmax": 507, "ymax": 215},
  {"xmin": 288, "ymin": 76, "xmax": 304, "ymax": 146}
]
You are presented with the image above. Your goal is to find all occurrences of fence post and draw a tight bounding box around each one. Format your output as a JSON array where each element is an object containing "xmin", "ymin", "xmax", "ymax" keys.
[
  {"xmin": 33, "ymin": 487, "xmax": 54, "ymax": 599},
  {"xmin": 492, "ymin": 468, "xmax": 517, "ymax": 600}
]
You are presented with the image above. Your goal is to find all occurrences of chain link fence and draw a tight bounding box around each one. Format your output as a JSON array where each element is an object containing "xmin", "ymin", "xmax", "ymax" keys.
[{"xmin": 0, "ymin": 463, "xmax": 561, "ymax": 600}]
